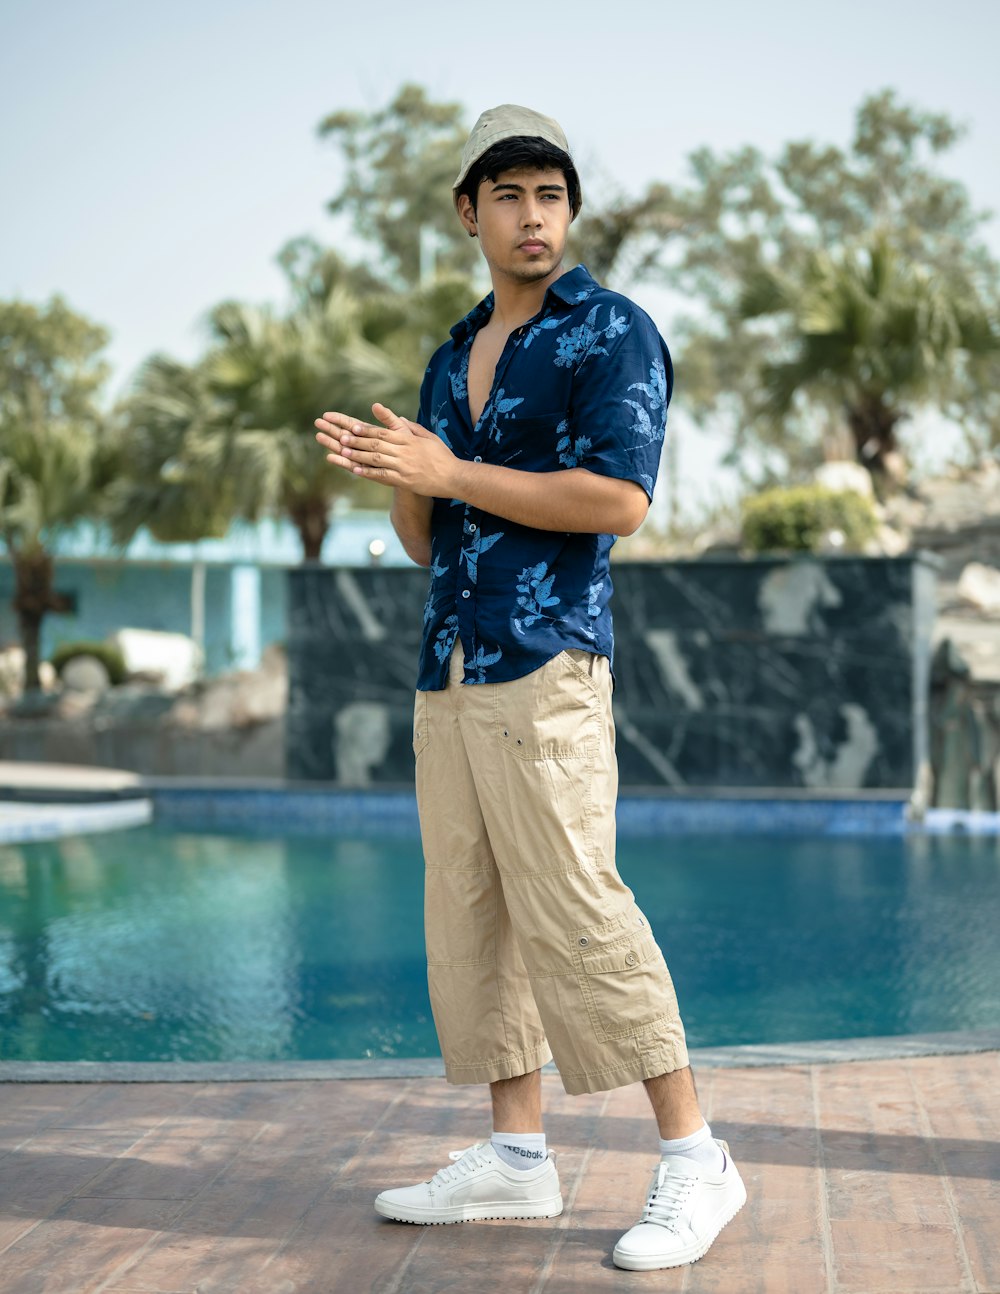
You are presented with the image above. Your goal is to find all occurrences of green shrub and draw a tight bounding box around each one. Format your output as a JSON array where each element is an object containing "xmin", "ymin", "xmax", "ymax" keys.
[
  {"xmin": 50, "ymin": 640, "xmax": 128, "ymax": 685},
  {"xmin": 741, "ymin": 485, "xmax": 878, "ymax": 554}
]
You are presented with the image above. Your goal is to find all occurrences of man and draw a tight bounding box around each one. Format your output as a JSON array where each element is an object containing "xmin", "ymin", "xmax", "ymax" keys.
[{"xmin": 314, "ymin": 103, "xmax": 745, "ymax": 1272}]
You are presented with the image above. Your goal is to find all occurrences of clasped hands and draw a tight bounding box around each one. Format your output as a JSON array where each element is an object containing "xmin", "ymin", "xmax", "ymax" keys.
[{"xmin": 314, "ymin": 403, "xmax": 461, "ymax": 497}]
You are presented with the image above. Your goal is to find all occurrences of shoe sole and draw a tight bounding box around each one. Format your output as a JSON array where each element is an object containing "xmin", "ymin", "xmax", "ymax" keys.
[
  {"xmin": 374, "ymin": 1193, "xmax": 564, "ymax": 1225},
  {"xmin": 611, "ymin": 1179, "xmax": 747, "ymax": 1271}
]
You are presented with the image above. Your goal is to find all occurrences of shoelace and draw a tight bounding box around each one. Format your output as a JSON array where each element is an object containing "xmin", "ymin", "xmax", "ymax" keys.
[
  {"xmin": 429, "ymin": 1142, "xmax": 490, "ymax": 1188},
  {"xmin": 641, "ymin": 1165, "xmax": 696, "ymax": 1231}
]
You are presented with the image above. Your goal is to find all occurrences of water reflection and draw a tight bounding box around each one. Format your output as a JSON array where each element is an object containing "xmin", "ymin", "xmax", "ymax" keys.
[{"xmin": 0, "ymin": 826, "xmax": 997, "ymax": 1061}]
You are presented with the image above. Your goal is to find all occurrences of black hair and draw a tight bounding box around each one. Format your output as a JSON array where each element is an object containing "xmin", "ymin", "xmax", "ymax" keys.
[{"xmin": 457, "ymin": 136, "xmax": 580, "ymax": 217}]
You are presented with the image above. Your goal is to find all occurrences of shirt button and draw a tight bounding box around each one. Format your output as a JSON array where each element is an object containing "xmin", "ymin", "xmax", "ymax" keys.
[
  {"xmin": 473, "ymin": 455, "xmax": 482, "ymax": 463},
  {"xmin": 461, "ymin": 589, "xmax": 471, "ymax": 599},
  {"xmin": 468, "ymin": 523, "xmax": 477, "ymax": 532}
]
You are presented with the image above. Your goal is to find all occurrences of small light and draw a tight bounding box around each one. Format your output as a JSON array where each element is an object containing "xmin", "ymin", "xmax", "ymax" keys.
[
  {"xmin": 368, "ymin": 538, "xmax": 386, "ymax": 560},
  {"xmin": 826, "ymin": 529, "xmax": 845, "ymax": 549}
]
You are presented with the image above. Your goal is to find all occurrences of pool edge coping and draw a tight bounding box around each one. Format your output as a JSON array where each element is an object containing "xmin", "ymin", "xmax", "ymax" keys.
[{"xmin": 3, "ymin": 1028, "xmax": 998, "ymax": 1082}]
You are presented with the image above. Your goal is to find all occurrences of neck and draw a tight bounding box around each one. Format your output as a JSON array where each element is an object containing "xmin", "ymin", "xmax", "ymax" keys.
[{"xmin": 489, "ymin": 261, "xmax": 568, "ymax": 329}]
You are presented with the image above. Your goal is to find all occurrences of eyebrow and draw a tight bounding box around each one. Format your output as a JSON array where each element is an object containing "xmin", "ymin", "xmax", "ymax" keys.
[{"xmin": 490, "ymin": 182, "xmax": 566, "ymax": 194}]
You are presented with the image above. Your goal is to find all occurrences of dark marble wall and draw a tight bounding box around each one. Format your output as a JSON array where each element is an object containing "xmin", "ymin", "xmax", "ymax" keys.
[{"xmin": 286, "ymin": 555, "xmax": 938, "ymax": 790}]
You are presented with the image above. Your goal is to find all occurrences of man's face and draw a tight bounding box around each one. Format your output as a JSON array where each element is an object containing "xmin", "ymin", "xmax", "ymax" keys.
[{"xmin": 464, "ymin": 166, "xmax": 571, "ymax": 285}]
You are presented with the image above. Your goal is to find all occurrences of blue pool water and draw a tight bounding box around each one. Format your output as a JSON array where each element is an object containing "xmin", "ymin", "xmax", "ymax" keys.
[{"xmin": 1, "ymin": 823, "xmax": 998, "ymax": 1063}]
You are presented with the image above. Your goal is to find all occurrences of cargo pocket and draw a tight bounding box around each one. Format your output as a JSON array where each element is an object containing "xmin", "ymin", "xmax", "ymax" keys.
[
  {"xmin": 495, "ymin": 650, "xmax": 600, "ymax": 761},
  {"xmin": 412, "ymin": 691, "xmax": 429, "ymax": 757},
  {"xmin": 575, "ymin": 920, "xmax": 677, "ymax": 1042},
  {"xmin": 560, "ymin": 648, "xmax": 600, "ymax": 695}
]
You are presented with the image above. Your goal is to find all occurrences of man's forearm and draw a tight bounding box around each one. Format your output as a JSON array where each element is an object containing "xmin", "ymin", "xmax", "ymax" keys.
[
  {"xmin": 319, "ymin": 408, "xmax": 647, "ymax": 537},
  {"xmin": 390, "ymin": 488, "xmax": 433, "ymax": 566},
  {"xmin": 449, "ymin": 461, "xmax": 648, "ymax": 536}
]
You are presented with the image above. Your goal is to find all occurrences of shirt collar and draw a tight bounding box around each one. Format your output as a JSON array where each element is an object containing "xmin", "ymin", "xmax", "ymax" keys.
[
  {"xmin": 449, "ymin": 263, "xmax": 599, "ymax": 341},
  {"xmin": 545, "ymin": 263, "xmax": 599, "ymax": 306}
]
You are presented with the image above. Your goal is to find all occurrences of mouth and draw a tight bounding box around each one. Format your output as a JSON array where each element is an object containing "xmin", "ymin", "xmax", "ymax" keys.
[{"xmin": 518, "ymin": 240, "xmax": 548, "ymax": 254}]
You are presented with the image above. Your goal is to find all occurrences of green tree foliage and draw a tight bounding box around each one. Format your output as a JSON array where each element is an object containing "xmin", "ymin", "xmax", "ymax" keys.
[
  {"xmin": 565, "ymin": 163, "xmax": 682, "ymax": 286},
  {"xmin": 0, "ymin": 296, "xmax": 121, "ymax": 689},
  {"xmin": 277, "ymin": 238, "xmax": 480, "ymax": 396},
  {"xmin": 114, "ymin": 246, "xmax": 479, "ymax": 560},
  {"xmin": 105, "ymin": 353, "xmax": 237, "ymax": 545},
  {"xmin": 741, "ymin": 484, "xmax": 878, "ymax": 553},
  {"xmin": 738, "ymin": 234, "xmax": 999, "ymax": 485},
  {"xmin": 318, "ymin": 84, "xmax": 480, "ymax": 289},
  {"xmin": 656, "ymin": 90, "xmax": 1000, "ymax": 482},
  {"xmin": 50, "ymin": 639, "xmax": 127, "ymax": 685},
  {"xmin": 317, "ymin": 84, "xmax": 679, "ymax": 292}
]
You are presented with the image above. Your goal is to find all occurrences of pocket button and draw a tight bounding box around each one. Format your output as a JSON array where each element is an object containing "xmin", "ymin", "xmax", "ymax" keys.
[{"xmin": 624, "ymin": 951, "xmax": 638, "ymax": 967}]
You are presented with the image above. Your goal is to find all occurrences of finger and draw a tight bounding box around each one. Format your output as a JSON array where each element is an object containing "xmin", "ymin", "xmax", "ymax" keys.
[
  {"xmin": 317, "ymin": 412, "xmax": 385, "ymax": 441},
  {"xmin": 372, "ymin": 402, "xmax": 407, "ymax": 430},
  {"xmin": 340, "ymin": 443, "xmax": 398, "ymax": 469},
  {"xmin": 340, "ymin": 422, "xmax": 403, "ymax": 446},
  {"xmin": 319, "ymin": 411, "xmax": 369, "ymax": 429},
  {"xmin": 315, "ymin": 430, "xmax": 341, "ymax": 451},
  {"xmin": 345, "ymin": 462, "xmax": 400, "ymax": 486},
  {"xmin": 324, "ymin": 446, "xmax": 355, "ymax": 471}
]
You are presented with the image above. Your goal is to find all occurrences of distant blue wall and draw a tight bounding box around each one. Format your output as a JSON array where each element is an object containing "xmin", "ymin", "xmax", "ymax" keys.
[
  {"xmin": 1, "ymin": 514, "xmax": 405, "ymax": 678},
  {"xmin": 0, "ymin": 561, "xmax": 289, "ymax": 676}
]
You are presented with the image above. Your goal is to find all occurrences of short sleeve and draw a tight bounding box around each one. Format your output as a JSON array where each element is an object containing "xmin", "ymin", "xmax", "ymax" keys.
[{"xmin": 567, "ymin": 305, "xmax": 674, "ymax": 502}]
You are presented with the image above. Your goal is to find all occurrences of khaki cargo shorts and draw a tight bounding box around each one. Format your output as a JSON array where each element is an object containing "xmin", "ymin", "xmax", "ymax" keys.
[{"xmin": 413, "ymin": 639, "xmax": 689, "ymax": 1096}]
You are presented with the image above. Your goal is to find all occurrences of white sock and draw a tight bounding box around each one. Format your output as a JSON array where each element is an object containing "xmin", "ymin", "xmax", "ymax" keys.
[
  {"xmin": 491, "ymin": 1130, "xmax": 547, "ymax": 1171},
  {"xmin": 659, "ymin": 1120, "xmax": 725, "ymax": 1173}
]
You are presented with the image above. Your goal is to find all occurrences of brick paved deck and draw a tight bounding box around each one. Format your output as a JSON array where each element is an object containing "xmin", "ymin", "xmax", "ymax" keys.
[{"xmin": 1, "ymin": 1051, "xmax": 997, "ymax": 1293}]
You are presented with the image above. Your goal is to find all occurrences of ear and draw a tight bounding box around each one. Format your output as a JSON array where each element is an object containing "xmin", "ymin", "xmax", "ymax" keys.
[{"xmin": 455, "ymin": 192, "xmax": 478, "ymax": 237}]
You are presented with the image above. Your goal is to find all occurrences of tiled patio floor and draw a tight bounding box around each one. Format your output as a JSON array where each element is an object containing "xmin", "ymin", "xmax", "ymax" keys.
[{"xmin": 1, "ymin": 1051, "xmax": 997, "ymax": 1294}]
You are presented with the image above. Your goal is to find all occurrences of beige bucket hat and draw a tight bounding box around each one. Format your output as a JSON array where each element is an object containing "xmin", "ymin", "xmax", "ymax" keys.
[{"xmin": 452, "ymin": 104, "xmax": 582, "ymax": 216}]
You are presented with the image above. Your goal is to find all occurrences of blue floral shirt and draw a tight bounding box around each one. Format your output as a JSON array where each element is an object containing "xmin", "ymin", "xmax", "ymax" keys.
[{"xmin": 415, "ymin": 263, "xmax": 672, "ymax": 690}]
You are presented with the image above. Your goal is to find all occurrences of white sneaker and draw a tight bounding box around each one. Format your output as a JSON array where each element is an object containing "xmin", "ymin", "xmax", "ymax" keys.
[
  {"xmin": 374, "ymin": 1141, "xmax": 563, "ymax": 1225},
  {"xmin": 612, "ymin": 1139, "xmax": 747, "ymax": 1270}
]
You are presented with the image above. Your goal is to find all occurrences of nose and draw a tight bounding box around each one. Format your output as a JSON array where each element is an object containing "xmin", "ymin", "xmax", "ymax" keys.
[{"xmin": 521, "ymin": 198, "xmax": 543, "ymax": 228}]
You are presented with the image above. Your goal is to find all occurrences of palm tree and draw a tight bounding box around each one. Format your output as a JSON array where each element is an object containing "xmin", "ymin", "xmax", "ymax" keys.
[
  {"xmin": 106, "ymin": 354, "xmax": 237, "ymax": 545},
  {"xmin": 115, "ymin": 247, "xmax": 479, "ymax": 560},
  {"xmin": 738, "ymin": 234, "xmax": 1000, "ymax": 487},
  {"xmin": 205, "ymin": 281, "xmax": 410, "ymax": 558},
  {"xmin": 0, "ymin": 297, "xmax": 121, "ymax": 690},
  {"xmin": 568, "ymin": 180, "xmax": 682, "ymax": 287}
]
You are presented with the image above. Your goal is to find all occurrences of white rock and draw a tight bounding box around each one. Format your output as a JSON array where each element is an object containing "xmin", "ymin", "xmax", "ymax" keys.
[
  {"xmin": 813, "ymin": 460, "xmax": 875, "ymax": 498},
  {"xmin": 109, "ymin": 628, "xmax": 203, "ymax": 692},
  {"xmin": 174, "ymin": 667, "xmax": 288, "ymax": 731},
  {"xmin": 61, "ymin": 655, "xmax": 112, "ymax": 693},
  {"xmin": 957, "ymin": 562, "xmax": 1000, "ymax": 614}
]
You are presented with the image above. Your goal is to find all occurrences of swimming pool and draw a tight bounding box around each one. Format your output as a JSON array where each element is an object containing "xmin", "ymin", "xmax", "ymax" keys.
[{"xmin": 1, "ymin": 819, "xmax": 997, "ymax": 1064}]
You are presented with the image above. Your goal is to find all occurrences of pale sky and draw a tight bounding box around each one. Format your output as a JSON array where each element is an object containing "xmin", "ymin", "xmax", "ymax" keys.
[{"xmin": 3, "ymin": 0, "xmax": 999, "ymax": 521}]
